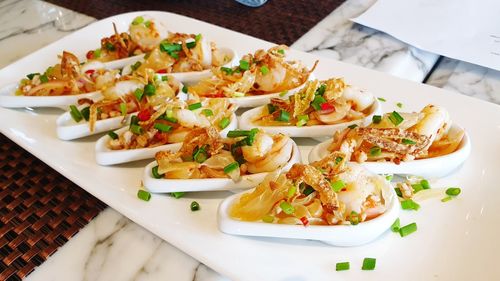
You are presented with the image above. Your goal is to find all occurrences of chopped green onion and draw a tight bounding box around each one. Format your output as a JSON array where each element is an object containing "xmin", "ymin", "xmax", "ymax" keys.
[
  {"xmin": 190, "ymin": 201, "xmax": 200, "ymax": 211},
  {"xmin": 144, "ymin": 83, "xmax": 156, "ymax": 96},
  {"xmin": 397, "ymin": 102, "xmax": 403, "ymax": 108},
  {"xmin": 388, "ymin": 111, "xmax": 404, "ymax": 126},
  {"xmin": 130, "ymin": 115, "xmax": 139, "ymax": 126},
  {"xmin": 119, "ymin": 102, "xmax": 127, "ymax": 116},
  {"xmin": 385, "ymin": 174, "xmax": 393, "ymax": 181},
  {"xmin": 171, "ymin": 192, "xmax": 185, "ymax": 199},
  {"xmin": 26, "ymin": 73, "xmax": 39, "ymax": 80},
  {"xmin": 144, "ymin": 20, "xmax": 151, "ymax": 28},
  {"xmin": 239, "ymin": 60, "xmax": 250, "ymax": 70},
  {"xmin": 369, "ymin": 146, "xmax": 382, "ymax": 156},
  {"xmin": 160, "ymin": 42, "xmax": 182, "ymax": 53},
  {"xmin": 69, "ymin": 105, "xmax": 83, "ymax": 122},
  {"xmin": 315, "ymin": 84, "xmax": 326, "ymax": 96},
  {"xmin": 130, "ymin": 124, "xmax": 143, "ymax": 135},
  {"xmin": 441, "ymin": 196, "xmax": 453, "ymax": 202},
  {"xmin": 347, "ymin": 124, "xmax": 358, "ymax": 129},
  {"xmin": 161, "ymin": 75, "xmax": 168, "ymax": 81},
  {"xmin": 107, "ymin": 131, "xmax": 118, "ymax": 140},
  {"xmin": 279, "ymin": 90, "xmax": 288, "ymax": 97},
  {"xmin": 193, "ymin": 146, "xmax": 208, "ymax": 163},
  {"xmin": 362, "ymin": 258, "xmax": 376, "ymax": 270},
  {"xmin": 202, "ymin": 109, "xmax": 213, "ymax": 116},
  {"xmin": 276, "ymin": 110, "xmax": 290, "ymax": 122},
  {"xmin": 412, "ymin": 183, "xmax": 423, "ymax": 193},
  {"xmin": 221, "ymin": 67, "xmax": 234, "ymax": 75},
  {"xmin": 80, "ymin": 106, "xmax": 90, "ymax": 121},
  {"xmin": 267, "ymin": 104, "xmax": 276, "ymax": 114},
  {"xmin": 262, "ymin": 215, "xmax": 274, "ymax": 223},
  {"xmin": 402, "ymin": 138, "xmax": 416, "ymax": 145},
  {"xmin": 335, "ymin": 156, "xmax": 344, "ymax": 165},
  {"xmin": 131, "ymin": 61, "xmax": 142, "ymax": 71},
  {"xmin": 391, "ymin": 218, "xmax": 400, "ymax": 232},
  {"xmin": 154, "ymin": 123, "xmax": 172, "ymax": 132},
  {"xmin": 223, "ymin": 162, "xmax": 239, "ymax": 174},
  {"xmin": 348, "ymin": 211, "xmax": 360, "ymax": 225},
  {"xmin": 105, "ymin": 42, "xmax": 116, "ymax": 51},
  {"xmin": 182, "ymin": 85, "xmax": 188, "ymax": 93},
  {"xmin": 336, "ymin": 262, "xmax": 350, "ymax": 271},
  {"xmin": 132, "ymin": 16, "xmax": 144, "ymax": 25},
  {"xmin": 401, "ymin": 199, "xmax": 420, "ymax": 211},
  {"xmin": 260, "ymin": 65, "xmax": 269, "ymax": 75},
  {"xmin": 137, "ymin": 190, "xmax": 151, "ymax": 201},
  {"xmin": 39, "ymin": 74, "xmax": 49, "ymax": 83},
  {"xmin": 134, "ymin": 88, "xmax": 144, "ymax": 101},
  {"xmin": 372, "ymin": 115, "xmax": 382, "ymax": 124},
  {"xmin": 311, "ymin": 95, "xmax": 326, "ymax": 111},
  {"xmin": 93, "ymin": 48, "xmax": 102, "ymax": 58},
  {"xmin": 219, "ymin": 117, "xmax": 230, "ymax": 129},
  {"xmin": 287, "ymin": 185, "xmax": 297, "ymax": 199},
  {"xmin": 330, "ymin": 180, "xmax": 346, "ymax": 192},
  {"xmin": 186, "ymin": 41, "xmax": 196, "ymax": 49},
  {"xmin": 394, "ymin": 187, "xmax": 402, "ymax": 197},
  {"xmin": 188, "ymin": 102, "xmax": 202, "ymax": 111},
  {"xmin": 445, "ymin": 187, "xmax": 461, "ymax": 196},
  {"xmin": 152, "ymin": 165, "xmax": 163, "ymax": 179},
  {"xmin": 303, "ymin": 186, "xmax": 315, "ymax": 196},
  {"xmin": 163, "ymin": 116, "xmax": 178, "ymax": 123},
  {"xmin": 195, "ymin": 34, "xmax": 202, "ymax": 42},
  {"xmin": 279, "ymin": 201, "xmax": 295, "ymax": 215},
  {"xmin": 421, "ymin": 179, "xmax": 431, "ymax": 189},
  {"xmin": 399, "ymin": 222, "xmax": 417, "ymax": 237},
  {"xmin": 44, "ymin": 66, "xmax": 54, "ymax": 76},
  {"xmin": 277, "ymin": 49, "xmax": 285, "ymax": 55},
  {"xmin": 296, "ymin": 114, "xmax": 309, "ymax": 127},
  {"xmin": 377, "ymin": 97, "xmax": 386, "ymax": 102},
  {"xmin": 227, "ymin": 130, "xmax": 253, "ymax": 138}
]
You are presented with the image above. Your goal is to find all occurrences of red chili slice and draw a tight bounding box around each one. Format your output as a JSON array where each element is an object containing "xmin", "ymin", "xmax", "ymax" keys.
[
  {"xmin": 85, "ymin": 69, "xmax": 95, "ymax": 76},
  {"xmin": 300, "ymin": 216, "xmax": 309, "ymax": 227},
  {"xmin": 137, "ymin": 109, "xmax": 151, "ymax": 121},
  {"xmin": 320, "ymin": 102, "xmax": 334, "ymax": 111},
  {"xmin": 156, "ymin": 69, "xmax": 167, "ymax": 74},
  {"xmin": 86, "ymin": 51, "xmax": 94, "ymax": 60}
]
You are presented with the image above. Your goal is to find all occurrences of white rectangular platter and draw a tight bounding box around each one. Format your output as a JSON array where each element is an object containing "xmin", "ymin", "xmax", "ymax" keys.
[{"xmin": 1, "ymin": 11, "xmax": 500, "ymax": 281}]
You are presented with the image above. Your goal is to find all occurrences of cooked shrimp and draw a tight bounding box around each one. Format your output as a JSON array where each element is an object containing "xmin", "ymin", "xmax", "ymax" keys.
[
  {"xmin": 245, "ymin": 134, "xmax": 293, "ymax": 173},
  {"xmin": 410, "ymin": 105, "xmax": 450, "ymax": 146},
  {"xmin": 342, "ymin": 86, "xmax": 374, "ymax": 112},
  {"xmin": 129, "ymin": 16, "xmax": 165, "ymax": 52}
]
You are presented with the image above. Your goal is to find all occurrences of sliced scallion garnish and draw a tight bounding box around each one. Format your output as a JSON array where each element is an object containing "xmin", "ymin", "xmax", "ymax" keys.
[
  {"xmin": 171, "ymin": 192, "xmax": 185, "ymax": 199},
  {"xmin": 154, "ymin": 123, "xmax": 172, "ymax": 132},
  {"xmin": 445, "ymin": 187, "xmax": 461, "ymax": 196},
  {"xmin": 151, "ymin": 165, "xmax": 163, "ymax": 179},
  {"xmin": 372, "ymin": 115, "xmax": 382, "ymax": 124},
  {"xmin": 279, "ymin": 201, "xmax": 295, "ymax": 215},
  {"xmin": 336, "ymin": 262, "xmax": 350, "ymax": 271},
  {"xmin": 119, "ymin": 102, "xmax": 127, "ymax": 116},
  {"xmin": 260, "ymin": 65, "xmax": 269, "ymax": 75},
  {"xmin": 190, "ymin": 201, "xmax": 200, "ymax": 211},
  {"xmin": 223, "ymin": 162, "xmax": 239, "ymax": 174},
  {"xmin": 369, "ymin": 146, "xmax": 382, "ymax": 156},
  {"xmin": 276, "ymin": 110, "xmax": 290, "ymax": 122},
  {"xmin": 362, "ymin": 258, "xmax": 376, "ymax": 270},
  {"xmin": 239, "ymin": 60, "xmax": 250, "ymax": 70},
  {"xmin": 399, "ymin": 222, "xmax": 417, "ymax": 237},
  {"xmin": 80, "ymin": 106, "xmax": 90, "ymax": 121},
  {"xmin": 330, "ymin": 180, "xmax": 346, "ymax": 192},
  {"xmin": 390, "ymin": 218, "xmax": 400, "ymax": 232},
  {"xmin": 219, "ymin": 117, "xmax": 230, "ymax": 129},
  {"xmin": 347, "ymin": 124, "xmax": 358, "ymax": 129},
  {"xmin": 402, "ymin": 138, "xmax": 416, "ymax": 145},
  {"xmin": 389, "ymin": 111, "xmax": 404, "ymax": 126},
  {"xmin": 134, "ymin": 88, "xmax": 144, "ymax": 101},
  {"xmin": 130, "ymin": 124, "xmax": 143, "ymax": 135},
  {"xmin": 400, "ymin": 199, "xmax": 420, "ymax": 211},
  {"xmin": 262, "ymin": 215, "xmax": 274, "ymax": 223},
  {"xmin": 202, "ymin": 109, "xmax": 213, "ymax": 116},
  {"xmin": 137, "ymin": 190, "xmax": 151, "ymax": 201},
  {"xmin": 144, "ymin": 83, "xmax": 156, "ymax": 96},
  {"xmin": 69, "ymin": 105, "xmax": 83, "ymax": 122},
  {"xmin": 296, "ymin": 114, "xmax": 309, "ymax": 127},
  {"xmin": 107, "ymin": 131, "xmax": 118, "ymax": 140},
  {"xmin": 188, "ymin": 102, "xmax": 202, "ymax": 111}
]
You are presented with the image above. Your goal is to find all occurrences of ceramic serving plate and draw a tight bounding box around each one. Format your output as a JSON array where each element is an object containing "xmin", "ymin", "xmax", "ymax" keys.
[
  {"xmin": 217, "ymin": 173, "xmax": 399, "ymax": 246},
  {"xmin": 142, "ymin": 142, "xmax": 301, "ymax": 192},
  {"xmin": 94, "ymin": 113, "xmax": 238, "ymax": 165},
  {"xmin": 1, "ymin": 11, "xmax": 500, "ymax": 281},
  {"xmin": 308, "ymin": 124, "xmax": 471, "ymax": 178},
  {"xmin": 239, "ymin": 99, "xmax": 381, "ymax": 137},
  {"xmin": 0, "ymin": 83, "xmax": 102, "ymax": 109}
]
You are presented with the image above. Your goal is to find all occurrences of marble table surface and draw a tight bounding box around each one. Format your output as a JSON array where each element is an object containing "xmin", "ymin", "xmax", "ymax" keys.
[{"xmin": 2, "ymin": 0, "xmax": 499, "ymax": 280}]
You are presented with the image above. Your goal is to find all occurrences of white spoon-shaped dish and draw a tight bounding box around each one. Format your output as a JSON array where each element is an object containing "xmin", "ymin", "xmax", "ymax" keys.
[
  {"xmin": 122, "ymin": 47, "xmax": 239, "ymax": 85},
  {"xmin": 95, "ymin": 113, "xmax": 238, "ymax": 165},
  {"xmin": 308, "ymin": 124, "xmax": 471, "ymax": 178},
  {"xmin": 239, "ymin": 99, "xmax": 381, "ymax": 137},
  {"xmin": 217, "ymin": 173, "xmax": 399, "ymax": 246},
  {"xmin": 0, "ymin": 83, "xmax": 102, "ymax": 109},
  {"xmin": 56, "ymin": 88, "xmax": 188, "ymax": 141},
  {"xmin": 191, "ymin": 73, "xmax": 315, "ymax": 108},
  {"xmin": 142, "ymin": 142, "xmax": 301, "ymax": 192}
]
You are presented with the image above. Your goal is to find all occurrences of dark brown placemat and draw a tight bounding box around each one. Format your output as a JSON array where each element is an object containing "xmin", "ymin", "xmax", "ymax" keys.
[
  {"xmin": 1, "ymin": 1, "xmax": 345, "ymax": 280},
  {"xmin": 46, "ymin": 0, "xmax": 344, "ymax": 46},
  {"xmin": 0, "ymin": 134, "xmax": 107, "ymax": 280}
]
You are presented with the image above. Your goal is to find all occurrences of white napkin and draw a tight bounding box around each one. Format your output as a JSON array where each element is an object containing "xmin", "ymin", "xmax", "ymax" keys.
[{"xmin": 352, "ymin": 0, "xmax": 500, "ymax": 71}]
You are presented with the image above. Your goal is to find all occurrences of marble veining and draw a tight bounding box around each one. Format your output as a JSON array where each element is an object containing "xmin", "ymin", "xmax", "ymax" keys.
[
  {"xmin": 426, "ymin": 58, "xmax": 500, "ymax": 105},
  {"xmin": 292, "ymin": 0, "xmax": 439, "ymax": 82}
]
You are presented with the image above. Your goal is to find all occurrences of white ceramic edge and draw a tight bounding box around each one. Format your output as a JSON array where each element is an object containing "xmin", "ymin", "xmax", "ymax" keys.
[
  {"xmin": 216, "ymin": 172, "xmax": 399, "ymax": 246},
  {"xmin": 95, "ymin": 113, "xmax": 238, "ymax": 165},
  {"xmin": 308, "ymin": 124, "xmax": 471, "ymax": 178},
  {"xmin": 0, "ymin": 83, "xmax": 102, "ymax": 109},
  {"xmin": 239, "ymin": 99, "xmax": 382, "ymax": 137},
  {"xmin": 142, "ymin": 142, "xmax": 301, "ymax": 192},
  {"xmin": 190, "ymin": 73, "xmax": 317, "ymax": 108}
]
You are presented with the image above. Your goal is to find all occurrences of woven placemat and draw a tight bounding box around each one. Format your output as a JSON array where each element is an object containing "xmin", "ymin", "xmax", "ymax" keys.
[
  {"xmin": 46, "ymin": 0, "xmax": 344, "ymax": 46},
  {"xmin": 0, "ymin": 134, "xmax": 107, "ymax": 280},
  {"xmin": 1, "ymin": 1, "xmax": 344, "ymax": 280}
]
